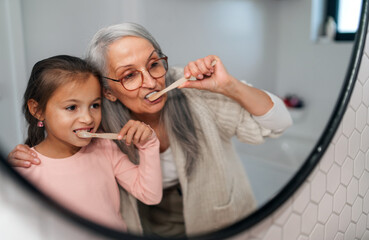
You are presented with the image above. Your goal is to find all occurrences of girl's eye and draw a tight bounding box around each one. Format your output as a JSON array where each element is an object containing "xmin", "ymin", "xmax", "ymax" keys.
[
  {"xmin": 91, "ymin": 103, "xmax": 100, "ymax": 109},
  {"xmin": 66, "ymin": 105, "xmax": 76, "ymax": 111}
]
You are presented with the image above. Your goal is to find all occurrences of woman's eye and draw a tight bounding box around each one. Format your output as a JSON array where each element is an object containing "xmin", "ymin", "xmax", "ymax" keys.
[
  {"xmin": 123, "ymin": 71, "xmax": 138, "ymax": 80},
  {"xmin": 66, "ymin": 105, "xmax": 76, "ymax": 111},
  {"xmin": 150, "ymin": 61, "xmax": 159, "ymax": 69}
]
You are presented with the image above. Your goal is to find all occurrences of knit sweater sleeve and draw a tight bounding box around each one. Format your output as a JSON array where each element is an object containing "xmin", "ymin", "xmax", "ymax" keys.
[
  {"xmin": 168, "ymin": 72, "xmax": 286, "ymax": 146},
  {"xmin": 104, "ymin": 135, "xmax": 162, "ymax": 205},
  {"xmin": 186, "ymin": 89, "xmax": 274, "ymax": 144}
]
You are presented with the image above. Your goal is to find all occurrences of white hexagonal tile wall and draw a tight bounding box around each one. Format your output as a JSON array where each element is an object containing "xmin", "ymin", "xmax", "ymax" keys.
[{"xmin": 231, "ymin": 18, "xmax": 369, "ymax": 240}]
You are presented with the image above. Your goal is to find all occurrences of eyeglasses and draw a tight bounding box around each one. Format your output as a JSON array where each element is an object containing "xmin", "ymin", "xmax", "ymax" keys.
[{"xmin": 103, "ymin": 51, "xmax": 168, "ymax": 91}]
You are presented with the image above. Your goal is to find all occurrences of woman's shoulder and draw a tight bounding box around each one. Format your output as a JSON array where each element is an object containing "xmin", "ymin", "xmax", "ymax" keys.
[{"xmin": 168, "ymin": 66, "xmax": 184, "ymax": 80}]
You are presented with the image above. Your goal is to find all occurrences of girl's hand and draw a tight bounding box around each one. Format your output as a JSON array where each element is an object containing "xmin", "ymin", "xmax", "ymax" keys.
[
  {"xmin": 7, "ymin": 144, "xmax": 40, "ymax": 168},
  {"xmin": 117, "ymin": 120, "xmax": 153, "ymax": 146},
  {"xmin": 181, "ymin": 55, "xmax": 238, "ymax": 95}
]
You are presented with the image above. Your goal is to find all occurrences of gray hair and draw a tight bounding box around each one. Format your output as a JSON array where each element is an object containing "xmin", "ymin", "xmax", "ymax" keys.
[{"xmin": 85, "ymin": 22, "xmax": 199, "ymax": 175}]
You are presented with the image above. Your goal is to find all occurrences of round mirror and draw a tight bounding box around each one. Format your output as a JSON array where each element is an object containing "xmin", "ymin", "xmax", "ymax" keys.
[{"xmin": 0, "ymin": 0, "xmax": 367, "ymax": 239}]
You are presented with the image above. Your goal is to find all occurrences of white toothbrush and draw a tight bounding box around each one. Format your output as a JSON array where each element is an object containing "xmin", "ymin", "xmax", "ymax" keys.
[
  {"xmin": 77, "ymin": 132, "xmax": 120, "ymax": 140},
  {"xmin": 147, "ymin": 60, "xmax": 217, "ymax": 102}
]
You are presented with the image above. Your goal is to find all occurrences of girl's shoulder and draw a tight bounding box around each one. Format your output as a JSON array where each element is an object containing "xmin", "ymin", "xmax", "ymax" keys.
[{"xmin": 86, "ymin": 138, "xmax": 117, "ymax": 152}]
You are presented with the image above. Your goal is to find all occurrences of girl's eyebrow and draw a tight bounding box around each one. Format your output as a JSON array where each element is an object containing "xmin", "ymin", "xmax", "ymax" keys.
[{"xmin": 62, "ymin": 97, "xmax": 101, "ymax": 104}]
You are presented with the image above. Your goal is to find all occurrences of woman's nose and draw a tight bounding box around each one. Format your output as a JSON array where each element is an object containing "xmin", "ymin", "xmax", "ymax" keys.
[{"xmin": 141, "ymin": 70, "xmax": 157, "ymax": 88}]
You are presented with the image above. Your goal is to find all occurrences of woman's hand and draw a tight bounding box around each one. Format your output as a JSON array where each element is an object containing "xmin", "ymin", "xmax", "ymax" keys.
[
  {"xmin": 181, "ymin": 55, "xmax": 238, "ymax": 96},
  {"xmin": 117, "ymin": 120, "xmax": 154, "ymax": 146},
  {"xmin": 182, "ymin": 55, "xmax": 274, "ymax": 116},
  {"xmin": 7, "ymin": 144, "xmax": 40, "ymax": 168}
]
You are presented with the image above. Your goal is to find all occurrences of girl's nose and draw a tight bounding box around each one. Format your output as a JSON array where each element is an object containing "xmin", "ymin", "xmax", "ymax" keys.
[
  {"xmin": 80, "ymin": 111, "xmax": 94, "ymax": 124},
  {"xmin": 141, "ymin": 70, "xmax": 157, "ymax": 89}
]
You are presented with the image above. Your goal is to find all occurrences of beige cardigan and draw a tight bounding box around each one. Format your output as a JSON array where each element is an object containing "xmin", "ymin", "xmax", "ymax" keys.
[{"xmin": 120, "ymin": 68, "xmax": 282, "ymax": 236}]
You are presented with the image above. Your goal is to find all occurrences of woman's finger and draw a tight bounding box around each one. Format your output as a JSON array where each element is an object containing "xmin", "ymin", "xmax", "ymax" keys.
[
  {"xmin": 12, "ymin": 151, "xmax": 40, "ymax": 165},
  {"xmin": 9, "ymin": 159, "xmax": 32, "ymax": 168},
  {"xmin": 8, "ymin": 145, "xmax": 40, "ymax": 166},
  {"xmin": 195, "ymin": 59, "xmax": 212, "ymax": 77},
  {"xmin": 187, "ymin": 61, "xmax": 203, "ymax": 80}
]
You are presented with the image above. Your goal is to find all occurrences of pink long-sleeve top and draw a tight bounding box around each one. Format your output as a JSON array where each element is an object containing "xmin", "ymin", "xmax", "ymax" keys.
[{"xmin": 15, "ymin": 134, "xmax": 162, "ymax": 231}]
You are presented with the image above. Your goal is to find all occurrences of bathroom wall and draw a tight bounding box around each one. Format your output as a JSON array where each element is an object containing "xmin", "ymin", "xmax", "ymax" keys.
[
  {"xmin": 229, "ymin": 29, "xmax": 369, "ymax": 240},
  {"xmin": 275, "ymin": 0, "xmax": 354, "ymax": 141},
  {"xmin": 0, "ymin": 0, "xmax": 353, "ymax": 152}
]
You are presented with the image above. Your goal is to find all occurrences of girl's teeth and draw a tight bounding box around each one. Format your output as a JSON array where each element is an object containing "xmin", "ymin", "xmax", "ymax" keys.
[{"xmin": 75, "ymin": 129, "xmax": 91, "ymax": 133}]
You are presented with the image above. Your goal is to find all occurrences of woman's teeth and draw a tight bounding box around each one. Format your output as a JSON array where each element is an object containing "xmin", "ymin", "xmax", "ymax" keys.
[{"xmin": 145, "ymin": 91, "xmax": 158, "ymax": 99}]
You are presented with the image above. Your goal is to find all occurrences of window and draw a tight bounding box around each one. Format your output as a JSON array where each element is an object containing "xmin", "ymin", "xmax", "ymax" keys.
[{"xmin": 326, "ymin": 0, "xmax": 363, "ymax": 41}]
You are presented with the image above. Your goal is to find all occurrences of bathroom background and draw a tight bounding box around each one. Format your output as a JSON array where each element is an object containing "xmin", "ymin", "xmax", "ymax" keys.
[
  {"xmin": 1, "ymin": 0, "xmax": 353, "ymax": 206},
  {"xmin": 1, "ymin": 0, "xmax": 366, "ymax": 239}
]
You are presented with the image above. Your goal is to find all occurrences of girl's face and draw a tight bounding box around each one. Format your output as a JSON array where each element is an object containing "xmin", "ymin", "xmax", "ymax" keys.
[
  {"xmin": 41, "ymin": 74, "xmax": 102, "ymax": 155},
  {"xmin": 105, "ymin": 36, "xmax": 167, "ymax": 121}
]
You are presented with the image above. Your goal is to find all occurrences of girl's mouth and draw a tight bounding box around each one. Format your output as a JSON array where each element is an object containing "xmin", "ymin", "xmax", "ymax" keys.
[{"xmin": 73, "ymin": 128, "xmax": 93, "ymax": 134}]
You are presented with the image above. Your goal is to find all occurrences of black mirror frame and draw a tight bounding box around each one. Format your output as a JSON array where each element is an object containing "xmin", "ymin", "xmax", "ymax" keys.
[{"xmin": 1, "ymin": 0, "xmax": 368, "ymax": 239}]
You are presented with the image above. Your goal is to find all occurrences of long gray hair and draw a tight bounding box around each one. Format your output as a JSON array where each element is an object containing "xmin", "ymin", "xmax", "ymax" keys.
[{"xmin": 85, "ymin": 22, "xmax": 199, "ymax": 175}]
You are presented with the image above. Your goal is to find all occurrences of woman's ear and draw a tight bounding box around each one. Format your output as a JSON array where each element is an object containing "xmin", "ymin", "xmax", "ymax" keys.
[
  {"xmin": 103, "ymin": 89, "xmax": 117, "ymax": 102},
  {"xmin": 27, "ymin": 99, "xmax": 44, "ymax": 120}
]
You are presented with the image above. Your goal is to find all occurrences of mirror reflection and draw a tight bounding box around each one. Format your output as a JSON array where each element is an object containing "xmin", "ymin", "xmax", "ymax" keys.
[{"xmin": 1, "ymin": 0, "xmax": 355, "ymax": 238}]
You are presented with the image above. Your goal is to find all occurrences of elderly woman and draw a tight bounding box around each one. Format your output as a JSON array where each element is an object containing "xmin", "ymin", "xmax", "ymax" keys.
[{"xmin": 9, "ymin": 23, "xmax": 292, "ymax": 237}]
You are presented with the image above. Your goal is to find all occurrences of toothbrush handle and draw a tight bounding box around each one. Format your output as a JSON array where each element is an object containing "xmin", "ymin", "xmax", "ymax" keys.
[
  {"xmin": 148, "ymin": 60, "xmax": 217, "ymax": 101},
  {"xmin": 91, "ymin": 133, "xmax": 119, "ymax": 139}
]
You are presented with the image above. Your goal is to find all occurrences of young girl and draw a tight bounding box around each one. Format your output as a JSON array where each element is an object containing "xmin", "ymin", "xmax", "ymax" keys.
[{"xmin": 14, "ymin": 55, "xmax": 162, "ymax": 231}]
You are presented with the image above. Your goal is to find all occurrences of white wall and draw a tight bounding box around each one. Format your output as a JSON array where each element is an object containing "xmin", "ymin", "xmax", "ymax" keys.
[
  {"xmin": 275, "ymin": 0, "xmax": 353, "ymax": 140},
  {"xmin": 2, "ymin": 0, "xmax": 283, "ymax": 152},
  {"xmin": 231, "ymin": 22, "xmax": 369, "ymax": 240},
  {"xmin": 20, "ymin": 0, "xmax": 280, "ymax": 88},
  {"xmin": 1, "ymin": 0, "xmax": 354, "ymax": 151}
]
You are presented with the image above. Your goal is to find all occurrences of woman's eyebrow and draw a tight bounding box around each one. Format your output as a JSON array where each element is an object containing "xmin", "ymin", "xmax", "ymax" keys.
[
  {"xmin": 113, "ymin": 50, "xmax": 158, "ymax": 73},
  {"xmin": 114, "ymin": 64, "xmax": 134, "ymax": 73}
]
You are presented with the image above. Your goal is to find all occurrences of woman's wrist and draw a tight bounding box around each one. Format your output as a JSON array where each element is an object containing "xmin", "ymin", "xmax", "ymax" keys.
[
  {"xmin": 219, "ymin": 75, "xmax": 240, "ymax": 97},
  {"xmin": 225, "ymin": 80, "xmax": 274, "ymax": 116}
]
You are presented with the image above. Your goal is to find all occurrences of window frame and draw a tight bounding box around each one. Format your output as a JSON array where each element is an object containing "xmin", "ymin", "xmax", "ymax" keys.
[{"xmin": 326, "ymin": 0, "xmax": 363, "ymax": 41}]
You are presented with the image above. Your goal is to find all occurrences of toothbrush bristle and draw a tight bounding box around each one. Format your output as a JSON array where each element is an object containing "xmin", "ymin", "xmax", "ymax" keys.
[{"xmin": 77, "ymin": 131, "xmax": 91, "ymax": 138}]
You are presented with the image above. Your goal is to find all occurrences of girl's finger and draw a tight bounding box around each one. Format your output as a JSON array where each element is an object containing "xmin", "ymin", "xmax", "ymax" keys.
[
  {"xmin": 124, "ymin": 122, "xmax": 140, "ymax": 145},
  {"xmin": 118, "ymin": 119, "xmax": 136, "ymax": 140},
  {"xmin": 132, "ymin": 123, "xmax": 148, "ymax": 145},
  {"xmin": 140, "ymin": 127, "xmax": 153, "ymax": 142}
]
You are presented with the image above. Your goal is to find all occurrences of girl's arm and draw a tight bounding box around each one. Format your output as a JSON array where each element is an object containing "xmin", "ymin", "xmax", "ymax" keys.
[{"xmin": 112, "ymin": 120, "xmax": 162, "ymax": 205}]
